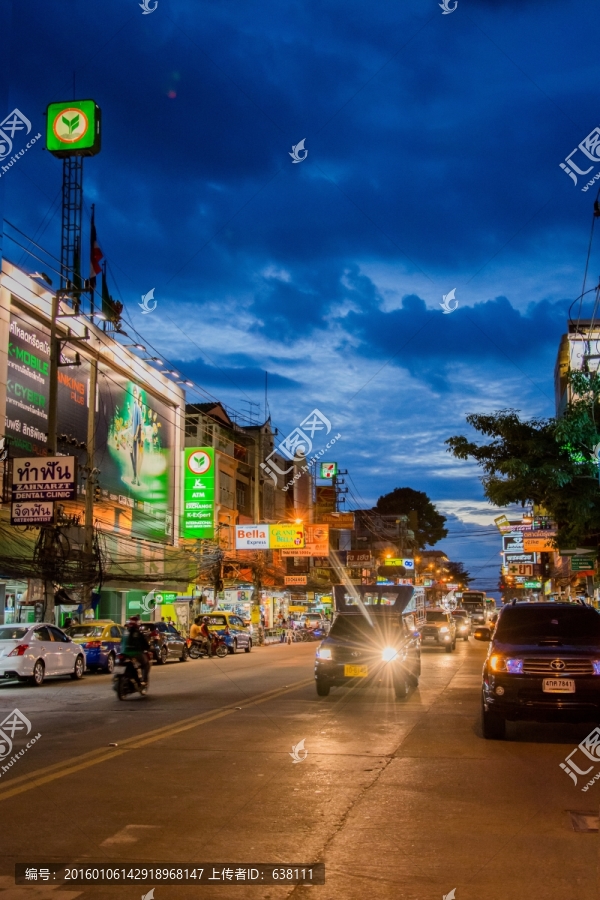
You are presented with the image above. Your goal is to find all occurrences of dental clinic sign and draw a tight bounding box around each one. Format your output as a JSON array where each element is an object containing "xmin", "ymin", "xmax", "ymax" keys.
[
  {"xmin": 181, "ymin": 448, "xmax": 215, "ymax": 539},
  {"xmin": 11, "ymin": 457, "xmax": 77, "ymax": 501}
]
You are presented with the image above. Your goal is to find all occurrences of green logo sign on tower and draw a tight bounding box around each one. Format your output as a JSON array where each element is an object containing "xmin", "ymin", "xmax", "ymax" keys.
[{"xmin": 46, "ymin": 100, "xmax": 101, "ymax": 157}]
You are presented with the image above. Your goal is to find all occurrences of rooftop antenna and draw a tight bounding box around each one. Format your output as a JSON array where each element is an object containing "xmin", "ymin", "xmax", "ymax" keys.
[{"xmin": 265, "ymin": 371, "xmax": 270, "ymax": 420}]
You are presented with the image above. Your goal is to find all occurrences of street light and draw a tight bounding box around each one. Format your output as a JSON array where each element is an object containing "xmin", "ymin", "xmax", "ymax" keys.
[{"xmin": 30, "ymin": 271, "xmax": 53, "ymax": 285}]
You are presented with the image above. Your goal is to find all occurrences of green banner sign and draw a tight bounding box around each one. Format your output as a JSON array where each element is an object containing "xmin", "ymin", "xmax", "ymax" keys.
[
  {"xmin": 571, "ymin": 556, "xmax": 596, "ymax": 572},
  {"xmin": 182, "ymin": 448, "xmax": 215, "ymax": 539},
  {"xmin": 523, "ymin": 580, "xmax": 542, "ymax": 588},
  {"xmin": 46, "ymin": 99, "xmax": 101, "ymax": 157}
]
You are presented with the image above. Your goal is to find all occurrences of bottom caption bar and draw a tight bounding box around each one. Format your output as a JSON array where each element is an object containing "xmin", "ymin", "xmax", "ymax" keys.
[{"xmin": 15, "ymin": 865, "xmax": 325, "ymax": 885}]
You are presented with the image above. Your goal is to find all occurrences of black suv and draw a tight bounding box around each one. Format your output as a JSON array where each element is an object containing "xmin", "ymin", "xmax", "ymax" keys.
[
  {"xmin": 475, "ymin": 601, "xmax": 600, "ymax": 739},
  {"xmin": 314, "ymin": 611, "xmax": 421, "ymax": 700},
  {"xmin": 140, "ymin": 622, "xmax": 189, "ymax": 664}
]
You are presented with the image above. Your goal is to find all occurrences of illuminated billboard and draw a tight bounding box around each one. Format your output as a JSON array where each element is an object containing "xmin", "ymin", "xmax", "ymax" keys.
[
  {"xmin": 46, "ymin": 99, "xmax": 101, "ymax": 157},
  {"xmin": 4, "ymin": 305, "xmax": 176, "ymax": 543},
  {"xmin": 181, "ymin": 448, "xmax": 215, "ymax": 539}
]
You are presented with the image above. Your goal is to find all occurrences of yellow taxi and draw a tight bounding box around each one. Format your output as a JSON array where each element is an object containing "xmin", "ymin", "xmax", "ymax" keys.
[{"xmin": 204, "ymin": 612, "xmax": 252, "ymax": 653}]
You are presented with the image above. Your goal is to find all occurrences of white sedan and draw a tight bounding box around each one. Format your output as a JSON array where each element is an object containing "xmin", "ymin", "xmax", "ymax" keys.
[{"xmin": 0, "ymin": 623, "xmax": 86, "ymax": 686}]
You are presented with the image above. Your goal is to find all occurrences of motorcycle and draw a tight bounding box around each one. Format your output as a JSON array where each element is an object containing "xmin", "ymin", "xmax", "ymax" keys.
[
  {"xmin": 113, "ymin": 652, "xmax": 152, "ymax": 699},
  {"xmin": 188, "ymin": 633, "xmax": 229, "ymax": 659}
]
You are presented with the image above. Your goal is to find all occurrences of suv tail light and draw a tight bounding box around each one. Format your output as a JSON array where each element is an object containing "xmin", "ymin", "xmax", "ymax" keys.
[
  {"xmin": 85, "ymin": 641, "xmax": 102, "ymax": 648},
  {"xmin": 8, "ymin": 644, "xmax": 29, "ymax": 657}
]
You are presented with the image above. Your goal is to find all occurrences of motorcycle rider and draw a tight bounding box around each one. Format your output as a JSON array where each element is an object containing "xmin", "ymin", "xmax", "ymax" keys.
[
  {"xmin": 123, "ymin": 615, "xmax": 151, "ymax": 685},
  {"xmin": 199, "ymin": 616, "xmax": 213, "ymax": 658}
]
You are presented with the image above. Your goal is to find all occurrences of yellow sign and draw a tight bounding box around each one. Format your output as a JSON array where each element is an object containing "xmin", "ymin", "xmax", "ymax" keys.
[
  {"xmin": 269, "ymin": 524, "xmax": 304, "ymax": 549},
  {"xmin": 288, "ymin": 605, "xmax": 308, "ymax": 612},
  {"xmin": 281, "ymin": 524, "xmax": 329, "ymax": 556},
  {"xmin": 251, "ymin": 606, "xmax": 261, "ymax": 625}
]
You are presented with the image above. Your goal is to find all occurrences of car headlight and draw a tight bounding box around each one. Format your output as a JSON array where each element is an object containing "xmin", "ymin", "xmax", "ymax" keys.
[
  {"xmin": 593, "ymin": 660, "xmax": 600, "ymax": 675},
  {"xmin": 316, "ymin": 646, "xmax": 332, "ymax": 660},
  {"xmin": 381, "ymin": 647, "xmax": 398, "ymax": 662},
  {"xmin": 489, "ymin": 655, "xmax": 523, "ymax": 674},
  {"xmin": 439, "ymin": 627, "xmax": 449, "ymax": 634}
]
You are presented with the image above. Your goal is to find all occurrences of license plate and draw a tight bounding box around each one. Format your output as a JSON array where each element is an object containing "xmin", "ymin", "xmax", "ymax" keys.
[
  {"xmin": 344, "ymin": 664, "xmax": 368, "ymax": 677},
  {"xmin": 113, "ymin": 665, "xmax": 126, "ymax": 675},
  {"xmin": 543, "ymin": 678, "xmax": 575, "ymax": 693}
]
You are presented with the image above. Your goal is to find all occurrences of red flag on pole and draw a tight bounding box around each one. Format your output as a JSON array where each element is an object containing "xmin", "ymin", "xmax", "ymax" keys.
[{"xmin": 89, "ymin": 205, "xmax": 103, "ymax": 289}]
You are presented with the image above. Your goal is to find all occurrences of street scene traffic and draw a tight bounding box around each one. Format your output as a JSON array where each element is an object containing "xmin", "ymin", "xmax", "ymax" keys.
[{"xmin": 1, "ymin": 1, "xmax": 600, "ymax": 898}]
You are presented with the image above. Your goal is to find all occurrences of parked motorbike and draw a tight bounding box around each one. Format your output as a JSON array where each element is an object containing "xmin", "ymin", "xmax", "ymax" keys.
[
  {"xmin": 113, "ymin": 652, "xmax": 151, "ymax": 699},
  {"xmin": 188, "ymin": 634, "xmax": 229, "ymax": 659}
]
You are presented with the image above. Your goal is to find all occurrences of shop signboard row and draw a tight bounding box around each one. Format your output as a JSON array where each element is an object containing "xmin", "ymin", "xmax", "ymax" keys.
[
  {"xmin": 236, "ymin": 523, "xmax": 306, "ymax": 551},
  {"xmin": 502, "ymin": 531, "xmax": 556, "ymax": 553}
]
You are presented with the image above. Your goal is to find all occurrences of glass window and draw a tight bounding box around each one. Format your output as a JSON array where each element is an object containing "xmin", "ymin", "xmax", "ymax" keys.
[
  {"xmin": 207, "ymin": 616, "xmax": 227, "ymax": 627},
  {"xmin": 426, "ymin": 611, "xmax": 449, "ymax": 623},
  {"xmin": 0, "ymin": 626, "xmax": 28, "ymax": 641},
  {"xmin": 494, "ymin": 606, "xmax": 600, "ymax": 644},
  {"xmin": 110, "ymin": 626, "xmax": 122, "ymax": 638},
  {"xmin": 49, "ymin": 626, "xmax": 70, "ymax": 642},
  {"xmin": 167, "ymin": 625, "xmax": 179, "ymax": 635},
  {"xmin": 33, "ymin": 627, "xmax": 51, "ymax": 642},
  {"xmin": 66, "ymin": 625, "xmax": 104, "ymax": 638}
]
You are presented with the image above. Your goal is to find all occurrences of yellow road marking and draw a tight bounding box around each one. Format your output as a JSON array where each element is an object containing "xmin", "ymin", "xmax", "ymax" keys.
[{"xmin": 0, "ymin": 677, "xmax": 313, "ymax": 802}]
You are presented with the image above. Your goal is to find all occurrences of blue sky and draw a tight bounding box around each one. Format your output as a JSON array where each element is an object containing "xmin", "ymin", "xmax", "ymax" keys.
[{"xmin": 2, "ymin": 0, "xmax": 600, "ymax": 592}]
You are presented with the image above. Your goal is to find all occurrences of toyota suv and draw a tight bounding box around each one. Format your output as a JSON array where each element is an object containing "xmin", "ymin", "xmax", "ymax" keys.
[
  {"xmin": 420, "ymin": 608, "xmax": 457, "ymax": 652},
  {"xmin": 475, "ymin": 600, "xmax": 600, "ymax": 739}
]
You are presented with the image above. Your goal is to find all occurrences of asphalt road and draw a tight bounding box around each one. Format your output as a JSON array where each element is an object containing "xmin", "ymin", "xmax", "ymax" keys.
[{"xmin": 0, "ymin": 639, "xmax": 597, "ymax": 900}]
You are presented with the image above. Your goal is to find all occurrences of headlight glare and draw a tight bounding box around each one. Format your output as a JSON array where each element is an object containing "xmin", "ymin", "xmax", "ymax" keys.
[
  {"xmin": 439, "ymin": 626, "xmax": 449, "ymax": 634},
  {"xmin": 489, "ymin": 654, "xmax": 507, "ymax": 672},
  {"xmin": 316, "ymin": 646, "xmax": 332, "ymax": 660},
  {"xmin": 381, "ymin": 647, "xmax": 398, "ymax": 662}
]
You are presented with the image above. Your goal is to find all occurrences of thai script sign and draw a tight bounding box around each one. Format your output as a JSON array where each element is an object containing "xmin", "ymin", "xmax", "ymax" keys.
[
  {"xmin": 11, "ymin": 456, "xmax": 76, "ymax": 501},
  {"xmin": 11, "ymin": 501, "xmax": 54, "ymax": 525}
]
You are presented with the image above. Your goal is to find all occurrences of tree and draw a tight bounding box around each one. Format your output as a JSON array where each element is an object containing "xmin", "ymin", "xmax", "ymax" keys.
[
  {"xmin": 445, "ymin": 560, "xmax": 472, "ymax": 586},
  {"xmin": 445, "ymin": 375, "xmax": 600, "ymax": 550},
  {"xmin": 375, "ymin": 487, "xmax": 448, "ymax": 548}
]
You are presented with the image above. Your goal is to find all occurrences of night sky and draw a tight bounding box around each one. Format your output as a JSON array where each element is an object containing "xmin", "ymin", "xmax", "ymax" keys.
[{"xmin": 2, "ymin": 0, "xmax": 599, "ymax": 592}]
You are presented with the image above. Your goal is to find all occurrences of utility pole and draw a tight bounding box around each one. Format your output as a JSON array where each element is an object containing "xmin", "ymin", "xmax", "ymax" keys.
[
  {"xmin": 253, "ymin": 427, "xmax": 262, "ymax": 522},
  {"xmin": 81, "ymin": 355, "xmax": 98, "ymax": 609}
]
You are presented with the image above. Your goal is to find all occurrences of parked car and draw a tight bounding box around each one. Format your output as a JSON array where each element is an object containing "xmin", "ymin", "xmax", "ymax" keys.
[
  {"xmin": 301, "ymin": 613, "xmax": 325, "ymax": 629},
  {"xmin": 0, "ymin": 623, "xmax": 85, "ymax": 686},
  {"xmin": 204, "ymin": 613, "xmax": 252, "ymax": 653},
  {"xmin": 420, "ymin": 609, "xmax": 457, "ymax": 652},
  {"xmin": 66, "ymin": 620, "xmax": 124, "ymax": 673},
  {"xmin": 475, "ymin": 600, "xmax": 600, "ymax": 739},
  {"xmin": 140, "ymin": 621, "xmax": 189, "ymax": 664},
  {"xmin": 451, "ymin": 609, "xmax": 471, "ymax": 641},
  {"xmin": 314, "ymin": 610, "xmax": 421, "ymax": 699}
]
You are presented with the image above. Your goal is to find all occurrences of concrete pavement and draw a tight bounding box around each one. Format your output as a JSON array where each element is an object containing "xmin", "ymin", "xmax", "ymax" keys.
[{"xmin": 0, "ymin": 639, "xmax": 597, "ymax": 899}]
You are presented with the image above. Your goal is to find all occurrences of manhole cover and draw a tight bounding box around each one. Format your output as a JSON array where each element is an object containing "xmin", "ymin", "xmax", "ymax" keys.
[{"xmin": 569, "ymin": 811, "xmax": 599, "ymax": 832}]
